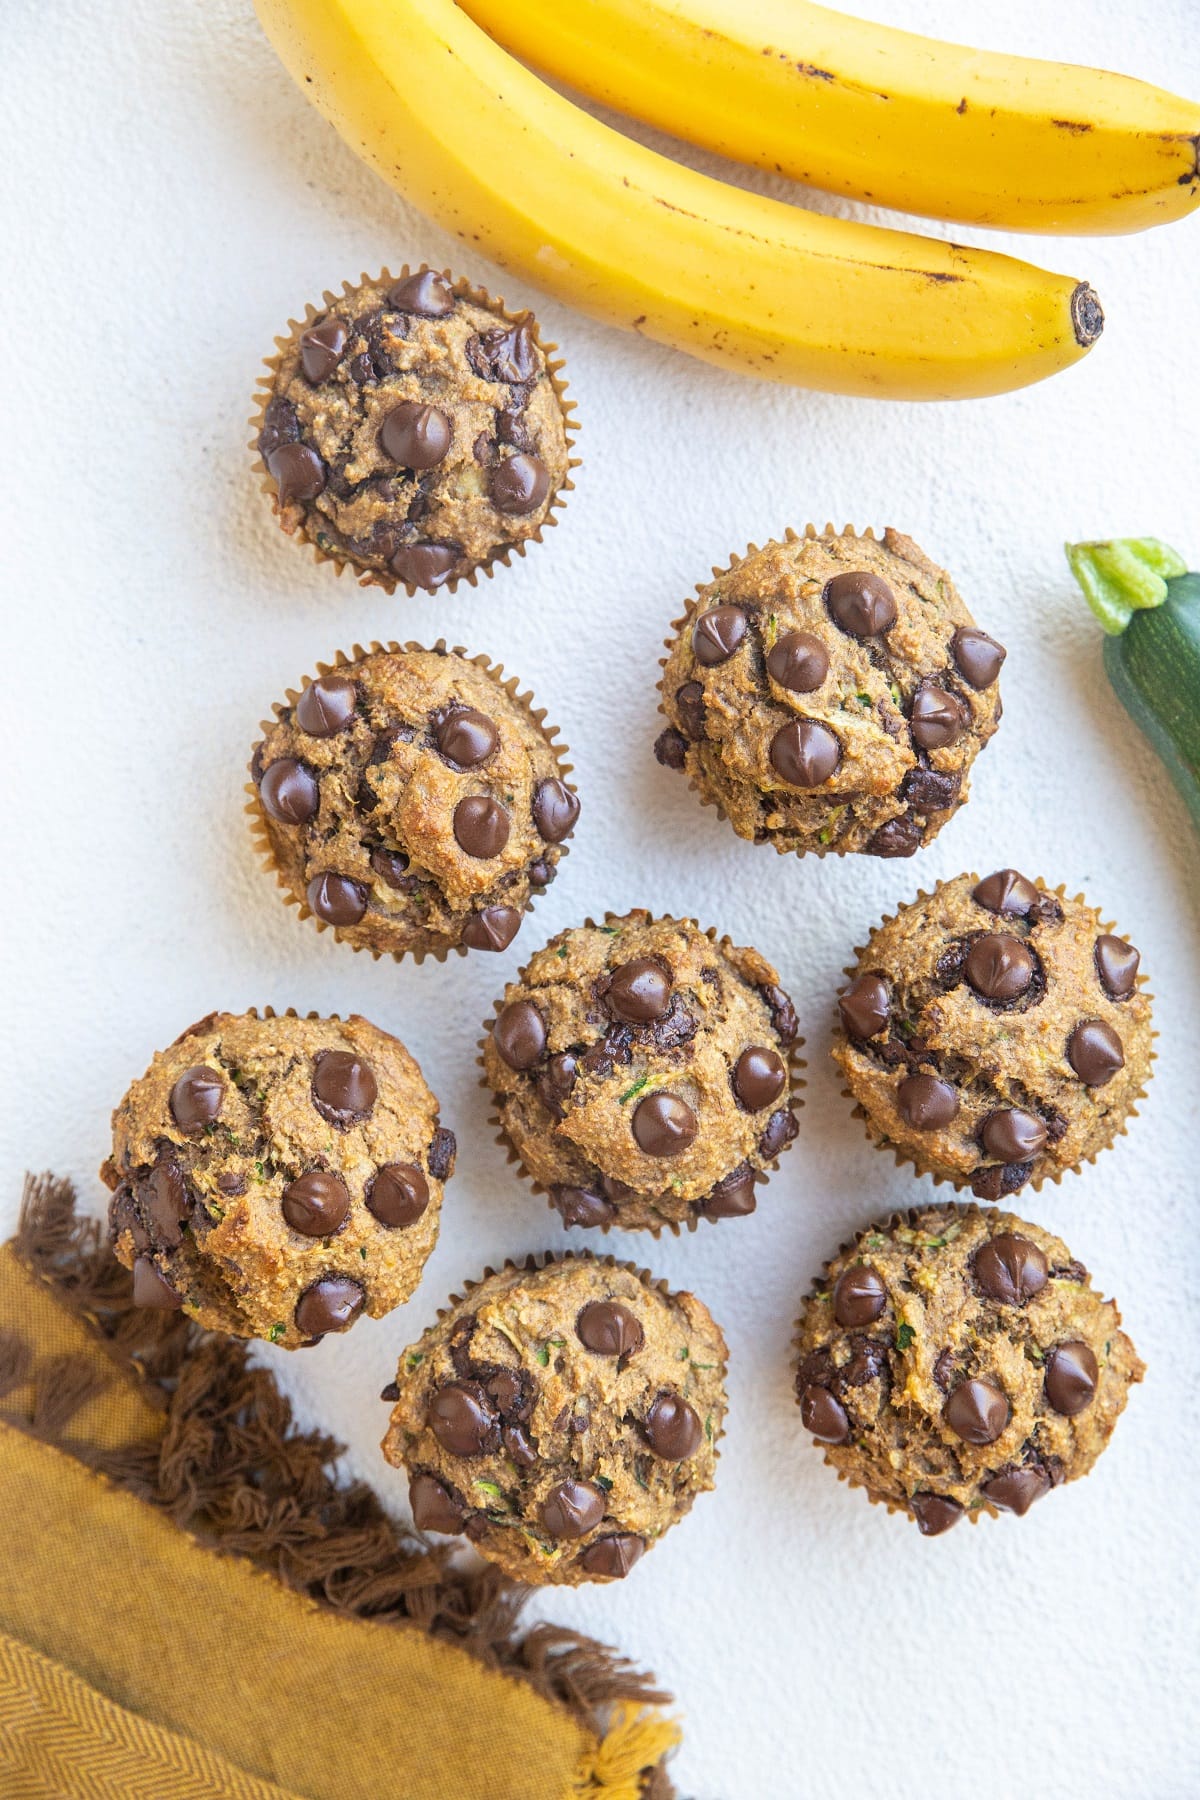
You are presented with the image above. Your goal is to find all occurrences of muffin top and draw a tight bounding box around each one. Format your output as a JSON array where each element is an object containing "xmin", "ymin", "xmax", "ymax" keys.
[
  {"xmin": 832, "ymin": 870, "xmax": 1152, "ymax": 1198},
  {"xmin": 382, "ymin": 1255, "xmax": 727, "ymax": 1585},
  {"xmin": 656, "ymin": 526, "xmax": 1003, "ymax": 858},
  {"xmin": 255, "ymin": 268, "xmax": 571, "ymax": 591},
  {"xmin": 103, "ymin": 1010, "xmax": 455, "ymax": 1347},
  {"xmin": 794, "ymin": 1205, "xmax": 1143, "ymax": 1534},
  {"xmin": 483, "ymin": 910, "xmax": 800, "ymax": 1233},
  {"xmin": 250, "ymin": 645, "xmax": 580, "ymax": 961}
]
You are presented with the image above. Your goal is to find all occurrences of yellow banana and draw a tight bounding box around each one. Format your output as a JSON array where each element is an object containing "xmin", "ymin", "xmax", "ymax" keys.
[
  {"xmin": 254, "ymin": 0, "xmax": 1104, "ymax": 399},
  {"xmin": 462, "ymin": 0, "xmax": 1200, "ymax": 235}
]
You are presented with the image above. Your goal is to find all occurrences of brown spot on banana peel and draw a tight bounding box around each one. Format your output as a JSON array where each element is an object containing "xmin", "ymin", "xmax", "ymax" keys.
[
  {"xmin": 1051, "ymin": 119, "xmax": 1094, "ymax": 133},
  {"xmin": 1071, "ymin": 283, "xmax": 1105, "ymax": 348}
]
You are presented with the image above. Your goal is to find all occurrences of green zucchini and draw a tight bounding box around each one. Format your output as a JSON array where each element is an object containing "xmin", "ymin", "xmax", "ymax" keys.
[{"xmin": 1066, "ymin": 537, "xmax": 1200, "ymax": 828}]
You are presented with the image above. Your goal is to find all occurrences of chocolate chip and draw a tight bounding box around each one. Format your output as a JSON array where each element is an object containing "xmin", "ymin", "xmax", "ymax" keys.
[
  {"xmin": 675, "ymin": 681, "xmax": 706, "ymax": 740},
  {"xmin": 169, "ymin": 1065, "xmax": 226, "ymax": 1133},
  {"xmin": 951, "ymin": 626, "xmax": 1006, "ymax": 688},
  {"xmin": 468, "ymin": 322, "xmax": 539, "ymax": 383},
  {"xmin": 833, "ymin": 1264, "xmax": 887, "ymax": 1328},
  {"xmin": 434, "ymin": 707, "xmax": 498, "ymax": 768},
  {"xmin": 281, "ymin": 1171, "xmax": 350, "ymax": 1237},
  {"xmin": 632, "ymin": 1093, "xmax": 698, "ymax": 1157},
  {"xmin": 654, "ymin": 729, "xmax": 688, "ymax": 769},
  {"xmin": 149, "ymin": 1158, "xmax": 189, "ymax": 1246},
  {"xmin": 697, "ymin": 1164, "xmax": 757, "ymax": 1219},
  {"xmin": 259, "ymin": 758, "xmax": 319, "ymax": 824},
  {"xmin": 644, "ymin": 1393, "xmax": 704, "ymax": 1459},
  {"xmin": 981, "ymin": 1109, "xmax": 1048, "ymax": 1161},
  {"xmin": 825, "ymin": 570, "xmax": 897, "ymax": 637},
  {"xmin": 692, "ymin": 606, "xmax": 747, "ymax": 665},
  {"xmin": 299, "ymin": 316, "xmax": 347, "ymax": 383},
  {"xmin": 769, "ymin": 719, "xmax": 841, "ymax": 787},
  {"xmin": 265, "ymin": 441, "xmax": 326, "ymax": 506},
  {"xmin": 799, "ymin": 1384, "xmax": 849, "ymax": 1444},
  {"xmin": 409, "ymin": 1472, "xmax": 465, "ymax": 1532},
  {"xmin": 306, "ymin": 873, "xmax": 368, "ymax": 927},
  {"xmin": 896, "ymin": 1072, "xmax": 959, "ymax": 1130},
  {"xmin": 766, "ymin": 631, "xmax": 829, "ymax": 692},
  {"xmin": 982, "ymin": 1465, "xmax": 1051, "ymax": 1516},
  {"xmin": 380, "ymin": 1381, "xmax": 400, "ymax": 1402},
  {"xmin": 733, "ymin": 1046, "xmax": 786, "ymax": 1111},
  {"xmin": 528, "ymin": 859, "xmax": 553, "ymax": 888},
  {"xmin": 389, "ymin": 269, "xmax": 454, "ymax": 315},
  {"xmin": 380, "ymin": 401, "xmax": 452, "ymax": 469},
  {"xmin": 294, "ymin": 1275, "xmax": 364, "ymax": 1336},
  {"xmin": 911, "ymin": 1492, "xmax": 963, "ymax": 1536},
  {"xmin": 838, "ymin": 973, "xmax": 890, "ymax": 1040},
  {"xmin": 867, "ymin": 815, "xmax": 923, "ymax": 858},
  {"xmin": 366, "ymin": 1163, "xmax": 429, "ymax": 1227},
  {"xmin": 461, "ymin": 907, "xmax": 522, "ymax": 951},
  {"xmin": 427, "ymin": 1128, "xmax": 456, "ymax": 1180},
  {"xmin": 902, "ymin": 768, "xmax": 960, "ymax": 810},
  {"xmin": 295, "ymin": 674, "xmax": 356, "ymax": 737},
  {"xmin": 608, "ymin": 959, "xmax": 672, "ymax": 1024},
  {"xmin": 965, "ymin": 933, "xmax": 1034, "ymax": 1002},
  {"xmin": 1094, "ymin": 934, "xmax": 1140, "ymax": 1000},
  {"xmin": 502, "ymin": 1423, "xmax": 538, "ymax": 1468},
  {"xmin": 1044, "ymin": 1341, "xmax": 1099, "ymax": 1416},
  {"xmin": 541, "ymin": 1478, "xmax": 606, "ymax": 1540},
  {"xmin": 759, "ymin": 1107, "xmax": 798, "ymax": 1159},
  {"xmin": 428, "ymin": 1381, "xmax": 499, "ymax": 1456},
  {"xmin": 536, "ymin": 1053, "xmax": 577, "ymax": 1117},
  {"xmin": 216, "ymin": 1170, "xmax": 245, "ymax": 1197},
  {"xmin": 493, "ymin": 1000, "xmax": 547, "ymax": 1070},
  {"xmin": 132, "ymin": 1256, "xmax": 183, "ymax": 1310},
  {"xmin": 391, "ymin": 543, "xmax": 459, "ymax": 589},
  {"xmin": 531, "ymin": 778, "xmax": 579, "ymax": 844},
  {"xmin": 973, "ymin": 869, "xmax": 1039, "ymax": 916},
  {"xmin": 910, "ymin": 683, "xmax": 966, "ymax": 750},
  {"xmin": 370, "ymin": 847, "xmax": 413, "ymax": 890},
  {"xmin": 973, "ymin": 1234, "xmax": 1049, "ymax": 1306},
  {"xmin": 453, "ymin": 795, "xmax": 510, "ymax": 859},
  {"xmin": 944, "ymin": 1377, "xmax": 1009, "ymax": 1445},
  {"xmin": 757, "ymin": 984, "xmax": 797, "ymax": 1049},
  {"xmin": 579, "ymin": 1534, "xmax": 645, "ymax": 1579},
  {"xmin": 971, "ymin": 1160, "xmax": 1033, "ymax": 1201},
  {"xmin": 311, "ymin": 1049, "xmax": 377, "ymax": 1126},
  {"xmin": 1068, "ymin": 1018, "xmax": 1125, "ymax": 1086},
  {"xmin": 258, "ymin": 396, "xmax": 299, "ymax": 458},
  {"xmin": 576, "ymin": 1301, "xmax": 645, "ymax": 1359},
  {"xmin": 489, "ymin": 453, "xmax": 550, "ymax": 515},
  {"xmin": 551, "ymin": 1185, "xmax": 616, "ymax": 1228}
]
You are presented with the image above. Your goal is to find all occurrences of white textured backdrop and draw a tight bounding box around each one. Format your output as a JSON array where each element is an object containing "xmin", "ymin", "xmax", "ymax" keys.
[{"xmin": 4, "ymin": 2, "xmax": 1199, "ymax": 1795}]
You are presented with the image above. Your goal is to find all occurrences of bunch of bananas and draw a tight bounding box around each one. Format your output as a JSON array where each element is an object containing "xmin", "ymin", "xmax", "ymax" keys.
[{"xmin": 255, "ymin": 0, "xmax": 1199, "ymax": 399}]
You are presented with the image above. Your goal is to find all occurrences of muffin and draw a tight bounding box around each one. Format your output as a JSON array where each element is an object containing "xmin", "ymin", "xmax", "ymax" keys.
[
  {"xmin": 832, "ymin": 870, "xmax": 1152, "ymax": 1197},
  {"xmin": 793, "ymin": 1205, "xmax": 1143, "ymax": 1534},
  {"xmin": 249, "ymin": 644, "xmax": 579, "ymax": 961},
  {"xmin": 655, "ymin": 525, "xmax": 1003, "ymax": 858},
  {"xmin": 102, "ymin": 1010, "xmax": 455, "ymax": 1347},
  {"xmin": 482, "ymin": 910, "xmax": 801, "ymax": 1233},
  {"xmin": 253, "ymin": 266, "xmax": 573, "ymax": 592},
  {"xmin": 381, "ymin": 1254, "xmax": 727, "ymax": 1584}
]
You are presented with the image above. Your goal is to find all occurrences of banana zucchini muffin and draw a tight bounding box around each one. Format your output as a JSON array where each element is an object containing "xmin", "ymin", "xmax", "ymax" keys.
[
  {"xmin": 482, "ymin": 910, "xmax": 801, "ymax": 1232},
  {"xmin": 103, "ymin": 1010, "xmax": 456, "ymax": 1347},
  {"xmin": 382, "ymin": 1254, "xmax": 727, "ymax": 1584},
  {"xmin": 832, "ymin": 870, "xmax": 1152, "ymax": 1197},
  {"xmin": 254, "ymin": 266, "xmax": 572, "ymax": 592},
  {"xmin": 794, "ymin": 1205, "xmax": 1143, "ymax": 1534},
  {"xmin": 250, "ymin": 644, "xmax": 580, "ymax": 960},
  {"xmin": 655, "ymin": 525, "xmax": 1003, "ymax": 858}
]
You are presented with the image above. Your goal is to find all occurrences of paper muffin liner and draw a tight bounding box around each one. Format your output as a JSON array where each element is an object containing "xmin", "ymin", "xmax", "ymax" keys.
[
  {"xmin": 655, "ymin": 521, "xmax": 990, "ymax": 862},
  {"xmin": 246, "ymin": 639, "xmax": 579, "ymax": 967},
  {"xmin": 476, "ymin": 911, "xmax": 807, "ymax": 1237},
  {"xmin": 830, "ymin": 876, "xmax": 1155, "ymax": 1197},
  {"xmin": 387, "ymin": 1249, "xmax": 729, "ymax": 1574},
  {"xmin": 789, "ymin": 1200, "xmax": 1138, "ymax": 1532},
  {"xmin": 249, "ymin": 265, "xmax": 578, "ymax": 595}
]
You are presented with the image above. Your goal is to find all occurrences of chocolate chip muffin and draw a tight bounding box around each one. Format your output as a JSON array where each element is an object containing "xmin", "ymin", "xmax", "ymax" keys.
[
  {"xmin": 382, "ymin": 1254, "xmax": 727, "ymax": 1584},
  {"xmin": 482, "ymin": 910, "xmax": 802, "ymax": 1233},
  {"xmin": 832, "ymin": 870, "xmax": 1153, "ymax": 1198},
  {"xmin": 249, "ymin": 644, "xmax": 579, "ymax": 960},
  {"xmin": 655, "ymin": 525, "xmax": 1004, "ymax": 858},
  {"xmin": 794, "ymin": 1205, "xmax": 1143, "ymax": 1534},
  {"xmin": 253, "ymin": 267, "xmax": 574, "ymax": 592},
  {"xmin": 102, "ymin": 1010, "xmax": 456, "ymax": 1347}
]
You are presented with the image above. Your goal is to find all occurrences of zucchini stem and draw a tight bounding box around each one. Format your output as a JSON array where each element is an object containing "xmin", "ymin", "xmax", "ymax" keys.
[{"xmin": 1065, "ymin": 537, "xmax": 1188, "ymax": 635}]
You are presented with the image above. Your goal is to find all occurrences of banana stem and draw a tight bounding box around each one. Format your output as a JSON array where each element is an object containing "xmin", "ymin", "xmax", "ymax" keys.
[{"xmin": 1065, "ymin": 537, "xmax": 1188, "ymax": 633}]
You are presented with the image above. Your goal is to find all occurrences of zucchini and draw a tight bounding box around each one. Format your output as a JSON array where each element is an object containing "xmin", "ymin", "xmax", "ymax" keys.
[{"xmin": 1066, "ymin": 537, "xmax": 1200, "ymax": 828}]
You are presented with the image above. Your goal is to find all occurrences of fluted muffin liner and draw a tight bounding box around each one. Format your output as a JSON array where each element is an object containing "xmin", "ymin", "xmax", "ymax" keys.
[
  {"xmin": 790, "ymin": 1200, "xmax": 1136, "ymax": 1530},
  {"xmin": 477, "ymin": 911, "xmax": 807, "ymax": 1237},
  {"xmin": 656, "ymin": 522, "xmax": 987, "ymax": 860},
  {"xmin": 249, "ymin": 265, "xmax": 578, "ymax": 595},
  {"xmin": 831, "ymin": 877, "xmax": 1155, "ymax": 1196},
  {"xmin": 246, "ymin": 639, "xmax": 578, "ymax": 966}
]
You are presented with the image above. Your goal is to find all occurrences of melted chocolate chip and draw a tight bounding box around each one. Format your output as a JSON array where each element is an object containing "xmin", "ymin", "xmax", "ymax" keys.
[
  {"xmin": 366, "ymin": 1164, "xmax": 429, "ymax": 1227},
  {"xmin": 468, "ymin": 322, "xmax": 539, "ymax": 383},
  {"xmin": 692, "ymin": 606, "xmax": 747, "ymax": 666},
  {"xmin": 644, "ymin": 1393, "xmax": 704, "ymax": 1459},
  {"xmin": 825, "ymin": 570, "xmax": 897, "ymax": 637},
  {"xmin": 429, "ymin": 1382, "xmax": 499, "ymax": 1456},
  {"xmin": 551, "ymin": 1185, "xmax": 616, "ymax": 1228},
  {"xmin": 759, "ymin": 1107, "xmax": 798, "ymax": 1159},
  {"xmin": 489, "ymin": 453, "xmax": 549, "ymax": 514},
  {"xmin": 910, "ymin": 683, "xmax": 966, "ymax": 750},
  {"xmin": 258, "ymin": 396, "xmax": 298, "ymax": 458},
  {"xmin": 944, "ymin": 1377, "xmax": 1009, "ymax": 1445},
  {"xmin": 733, "ymin": 1046, "xmax": 786, "ymax": 1111},
  {"xmin": 951, "ymin": 627, "xmax": 1006, "ymax": 689},
  {"xmin": 453, "ymin": 796, "xmax": 510, "ymax": 859},
  {"xmin": 281, "ymin": 1171, "xmax": 350, "ymax": 1237},
  {"xmin": 769, "ymin": 719, "xmax": 841, "ymax": 787},
  {"xmin": 434, "ymin": 707, "xmax": 498, "ymax": 768},
  {"xmin": 902, "ymin": 768, "xmax": 960, "ymax": 811},
  {"xmin": 169, "ymin": 1065, "xmax": 226, "ymax": 1133},
  {"xmin": 502, "ymin": 1423, "xmax": 538, "ymax": 1468},
  {"xmin": 380, "ymin": 401, "xmax": 452, "ymax": 469},
  {"xmin": 529, "ymin": 778, "xmax": 579, "ymax": 845},
  {"xmin": 833, "ymin": 1264, "xmax": 887, "ymax": 1328},
  {"xmin": 370, "ymin": 847, "xmax": 413, "ymax": 890},
  {"xmin": 911, "ymin": 1492, "xmax": 963, "ymax": 1536},
  {"xmin": 311, "ymin": 1050, "xmax": 377, "ymax": 1126},
  {"xmin": 132, "ymin": 1256, "xmax": 183, "ymax": 1310},
  {"xmin": 867, "ymin": 815, "xmax": 923, "ymax": 858},
  {"xmin": 391, "ymin": 543, "xmax": 459, "ymax": 589},
  {"xmin": 536, "ymin": 1053, "xmax": 578, "ymax": 1117},
  {"xmin": 838, "ymin": 974, "xmax": 890, "ymax": 1040},
  {"xmin": 266, "ymin": 441, "xmax": 326, "ymax": 507},
  {"xmin": 799, "ymin": 1384, "xmax": 850, "ymax": 1444},
  {"xmin": 409, "ymin": 1472, "xmax": 465, "ymax": 1533},
  {"xmin": 576, "ymin": 1301, "xmax": 644, "ymax": 1359},
  {"xmin": 299, "ymin": 316, "xmax": 347, "ymax": 383},
  {"xmin": 654, "ymin": 728, "xmax": 688, "ymax": 769},
  {"xmin": 697, "ymin": 1164, "xmax": 757, "ymax": 1219},
  {"xmin": 1067, "ymin": 1019, "xmax": 1125, "ymax": 1086},
  {"xmin": 632, "ymin": 1093, "xmax": 698, "ymax": 1157},
  {"xmin": 965, "ymin": 934, "xmax": 1035, "ymax": 1002},
  {"xmin": 980, "ymin": 1109, "xmax": 1047, "ymax": 1162},
  {"xmin": 766, "ymin": 631, "xmax": 829, "ymax": 693},
  {"xmin": 493, "ymin": 1000, "xmax": 547, "ymax": 1070},
  {"xmin": 149, "ymin": 1158, "xmax": 189, "ymax": 1247},
  {"xmin": 1044, "ymin": 1341, "xmax": 1098, "ymax": 1416},
  {"xmin": 427, "ymin": 1128, "xmax": 456, "ymax": 1180},
  {"xmin": 296, "ymin": 675, "xmax": 356, "ymax": 737},
  {"xmin": 608, "ymin": 959, "xmax": 672, "ymax": 1024},
  {"xmin": 579, "ymin": 1534, "xmax": 645, "ymax": 1579},
  {"xmin": 541, "ymin": 1478, "xmax": 606, "ymax": 1540},
  {"xmin": 1094, "ymin": 934, "xmax": 1140, "ymax": 1000},
  {"xmin": 972, "ymin": 869, "xmax": 1039, "ymax": 917},
  {"xmin": 259, "ymin": 758, "xmax": 319, "ymax": 824},
  {"xmin": 971, "ymin": 1160, "xmax": 1034, "ymax": 1202},
  {"xmin": 306, "ymin": 873, "xmax": 368, "ymax": 927},
  {"xmin": 461, "ymin": 907, "xmax": 522, "ymax": 951},
  {"xmin": 973, "ymin": 1234, "xmax": 1049, "ymax": 1306},
  {"xmin": 675, "ymin": 681, "xmax": 706, "ymax": 740},
  {"xmin": 294, "ymin": 1275, "xmax": 364, "ymax": 1336},
  {"xmin": 759, "ymin": 982, "xmax": 798, "ymax": 1046},
  {"xmin": 982, "ymin": 1465, "xmax": 1051, "ymax": 1516},
  {"xmin": 896, "ymin": 1072, "xmax": 959, "ymax": 1130},
  {"xmin": 389, "ymin": 269, "xmax": 455, "ymax": 315}
]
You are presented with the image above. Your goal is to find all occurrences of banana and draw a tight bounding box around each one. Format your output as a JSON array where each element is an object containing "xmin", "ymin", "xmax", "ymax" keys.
[
  {"xmin": 254, "ymin": 0, "xmax": 1104, "ymax": 399},
  {"xmin": 462, "ymin": 0, "xmax": 1200, "ymax": 235}
]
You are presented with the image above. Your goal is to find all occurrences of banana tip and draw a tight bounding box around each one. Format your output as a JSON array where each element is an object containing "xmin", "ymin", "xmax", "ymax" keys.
[{"xmin": 1071, "ymin": 283, "xmax": 1104, "ymax": 349}]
